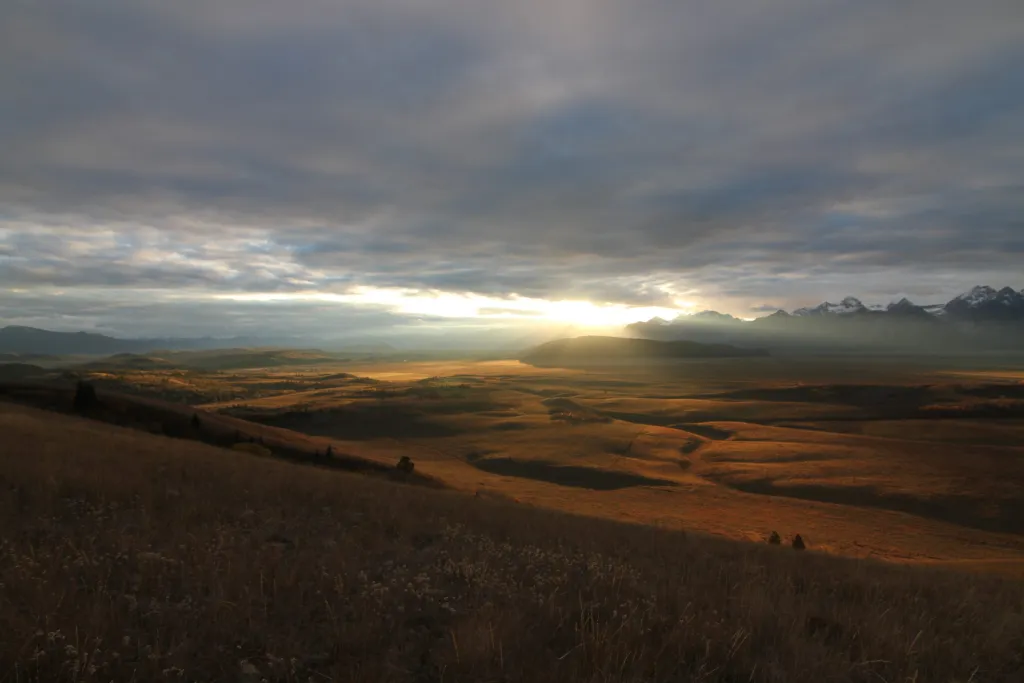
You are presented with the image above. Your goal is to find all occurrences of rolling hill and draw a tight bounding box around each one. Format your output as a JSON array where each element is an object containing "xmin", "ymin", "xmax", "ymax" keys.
[
  {"xmin": 521, "ymin": 335, "xmax": 768, "ymax": 367},
  {"xmin": 2, "ymin": 400, "xmax": 1023, "ymax": 682}
]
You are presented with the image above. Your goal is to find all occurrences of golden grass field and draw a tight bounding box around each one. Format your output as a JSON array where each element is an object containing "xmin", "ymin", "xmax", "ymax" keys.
[
  {"xmin": 168, "ymin": 355, "xmax": 1024, "ymax": 577},
  {"xmin": 3, "ymin": 400, "xmax": 1024, "ymax": 682},
  {"xmin": 4, "ymin": 350, "xmax": 1024, "ymax": 680},
  {"xmin": 10, "ymin": 351, "xmax": 1018, "ymax": 577}
]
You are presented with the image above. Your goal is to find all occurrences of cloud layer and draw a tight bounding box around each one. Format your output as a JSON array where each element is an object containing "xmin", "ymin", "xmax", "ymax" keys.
[{"xmin": 2, "ymin": 0, "xmax": 1023, "ymax": 336}]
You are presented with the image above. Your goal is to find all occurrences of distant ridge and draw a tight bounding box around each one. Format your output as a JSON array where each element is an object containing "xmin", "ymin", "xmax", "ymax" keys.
[
  {"xmin": 779, "ymin": 285, "xmax": 1020, "ymax": 322},
  {"xmin": 521, "ymin": 335, "xmax": 768, "ymax": 368},
  {"xmin": 0, "ymin": 326, "xmax": 135, "ymax": 355},
  {"xmin": 625, "ymin": 285, "xmax": 1024, "ymax": 354},
  {"xmin": 0, "ymin": 326, "xmax": 396, "ymax": 356}
]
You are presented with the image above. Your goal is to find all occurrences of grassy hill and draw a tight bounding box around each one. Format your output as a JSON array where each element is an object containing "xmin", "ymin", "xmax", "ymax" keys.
[
  {"xmin": 20, "ymin": 357, "xmax": 1024, "ymax": 572},
  {"xmin": 0, "ymin": 379, "xmax": 435, "ymax": 483},
  {"xmin": 2, "ymin": 401, "xmax": 1023, "ymax": 682},
  {"xmin": 0, "ymin": 363, "xmax": 48, "ymax": 381},
  {"xmin": 523, "ymin": 335, "xmax": 768, "ymax": 368}
]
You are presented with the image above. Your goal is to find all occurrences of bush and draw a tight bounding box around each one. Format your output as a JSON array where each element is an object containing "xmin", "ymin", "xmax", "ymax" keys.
[{"xmin": 72, "ymin": 381, "xmax": 99, "ymax": 412}]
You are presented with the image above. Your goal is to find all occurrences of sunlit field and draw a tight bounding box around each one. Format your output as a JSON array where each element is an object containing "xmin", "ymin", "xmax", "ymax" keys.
[
  {"xmin": 7, "ymin": 351, "xmax": 1024, "ymax": 576},
  {"xmin": 3, "ymin": 401, "xmax": 1024, "ymax": 682}
]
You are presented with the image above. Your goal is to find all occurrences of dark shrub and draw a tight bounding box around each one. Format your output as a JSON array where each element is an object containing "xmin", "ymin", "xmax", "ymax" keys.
[{"xmin": 73, "ymin": 381, "xmax": 99, "ymax": 412}]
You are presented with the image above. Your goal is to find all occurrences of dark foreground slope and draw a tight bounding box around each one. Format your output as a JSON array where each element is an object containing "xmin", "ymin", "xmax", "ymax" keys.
[
  {"xmin": 2, "ymin": 403, "xmax": 1023, "ymax": 682},
  {"xmin": 523, "ymin": 335, "xmax": 767, "ymax": 368}
]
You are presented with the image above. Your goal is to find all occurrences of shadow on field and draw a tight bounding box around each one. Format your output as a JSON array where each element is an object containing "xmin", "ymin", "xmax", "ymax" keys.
[
  {"xmin": 672, "ymin": 423, "xmax": 735, "ymax": 440},
  {"xmin": 249, "ymin": 406, "xmax": 463, "ymax": 440},
  {"xmin": 467, "ymin": 456, "xmax": 679, "ymax": 491},
  {"xmin": 712, "ymin": 477, "xmax": 1024, "ymax": 535},
  {"xmin": 490, "ymin": 420, "xmax": 532, "ymax": 431}
]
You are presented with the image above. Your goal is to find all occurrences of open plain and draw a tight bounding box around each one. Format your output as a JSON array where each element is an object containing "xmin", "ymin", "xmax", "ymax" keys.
[{"xmin": 25, "ymin": 350, "xmax": 1024, "ymax": 577}]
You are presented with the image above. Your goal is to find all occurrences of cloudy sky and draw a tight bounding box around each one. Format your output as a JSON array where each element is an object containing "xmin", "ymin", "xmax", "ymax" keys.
[{"xmin": 2, "ymin": 0, "xmax": 1023, "ymax": 340}]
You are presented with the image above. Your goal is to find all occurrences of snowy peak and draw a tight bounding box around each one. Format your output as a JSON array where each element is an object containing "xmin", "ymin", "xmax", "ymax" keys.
[
  {"xmin": 788, "ymin": 287, "xmax": 1024, "ymax": 321},
  {"xmin": 936, "ymin": 285, "xmax": 1024, "ymax": 322},
  {"xmin": 793, "ymin": 296, "xmax": 867, "ymax": 317},
  {"xmin": 948, "ymin": 285, "xmax": 1024, "ymax": 308},
  {"xmin": 953, "ymin": 285, "xmax": 999, "ymax": 307},
  {"xmin": 996, "ymin": 287, "xmax": 1023, "ymax": 305},
  {"xmin": 629, "ymin": 285, "xmax": 1024, "ymax": 334}
]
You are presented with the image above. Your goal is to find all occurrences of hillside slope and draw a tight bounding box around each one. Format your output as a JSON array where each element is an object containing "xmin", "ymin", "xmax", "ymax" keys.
[{"xmin": 2, "ymin": 402, "xmax": 1023, "ymax": 682}]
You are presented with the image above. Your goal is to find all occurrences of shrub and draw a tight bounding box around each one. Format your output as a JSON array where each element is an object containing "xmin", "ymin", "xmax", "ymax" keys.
[{"xmin": 72, "ymin": 381, "xmax": 99, "ymax": 412}]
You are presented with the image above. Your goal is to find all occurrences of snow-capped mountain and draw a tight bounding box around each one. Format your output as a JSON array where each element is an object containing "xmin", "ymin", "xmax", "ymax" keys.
[
  {"xmin": 792, "ymin": 297, "xmax": 869, "ymax": 317},
  {"xmin": 624, "ymin": 285, "xmax": 1024, "ymax": 353},
  {"xmin": 953, "ymin": 285, "xmax": 1001, "ymax": 307},
  {"xmin": 943, "ymin": 286, "xmax": 1024, "ymax": 322},
  {"xmin": 777, "ymin": 286, "xmax": 1024, "ymax": 322},
  {"xmin": 628, "ymin": 285, "xmax": 1024, "ymax": 329}
]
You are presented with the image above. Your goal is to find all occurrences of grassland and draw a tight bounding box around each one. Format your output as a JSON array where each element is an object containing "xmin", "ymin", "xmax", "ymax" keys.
[
  {"xmin": 8, "ymin": 350, "xmax": 1024, "ymax": 577},
  {"xmin": 160, "ymin": 353, "xmax": 1024, "ymax": 577},
  {"xmin": 3, "ymin": 401, "xmax": 1024, "ymax": 682}
]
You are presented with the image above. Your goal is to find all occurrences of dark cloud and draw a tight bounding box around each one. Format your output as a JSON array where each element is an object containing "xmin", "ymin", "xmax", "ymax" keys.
[{"xmin": 2, "ymin": 0, "xmax": 1023, "ymax": 331}]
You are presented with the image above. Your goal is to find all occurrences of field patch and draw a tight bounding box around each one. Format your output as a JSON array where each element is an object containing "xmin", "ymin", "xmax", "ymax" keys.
[{"xmin": 466, "ymin": 455, "xmax": 680, "ymax": 490}]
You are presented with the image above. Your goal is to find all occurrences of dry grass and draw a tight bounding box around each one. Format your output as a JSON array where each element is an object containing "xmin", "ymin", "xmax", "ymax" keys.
[
  {"xmin": 2, "ymin": 402, "xmax": 1024, "ymax": 682},
  {"xmin": 11, "ymin": 359, "xmax": 1024, "ymax": 572}
]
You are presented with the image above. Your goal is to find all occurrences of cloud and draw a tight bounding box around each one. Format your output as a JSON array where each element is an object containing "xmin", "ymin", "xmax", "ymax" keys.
[{"xmin": 2, "ymin": 0, "xmax": 1023, "ymax": 333}]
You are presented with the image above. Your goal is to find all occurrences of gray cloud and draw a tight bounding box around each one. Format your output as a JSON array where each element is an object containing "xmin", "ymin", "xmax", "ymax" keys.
[{"xmin": 2, "ymin": 0, "xmax": 1023, "ymax": 332}]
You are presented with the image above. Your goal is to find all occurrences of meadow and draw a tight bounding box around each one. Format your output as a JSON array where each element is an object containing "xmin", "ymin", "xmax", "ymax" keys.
[
  {"xmin": 3, "ymin": 349, "xmax": 1024, "ymax": 680},
  {"xmin": 2, "ymin": 401, "xmax": 1024, "ymax": 682},
  {"xmin": 13, "ymin": 351, "xmax": 1024, "ymax": 574}
]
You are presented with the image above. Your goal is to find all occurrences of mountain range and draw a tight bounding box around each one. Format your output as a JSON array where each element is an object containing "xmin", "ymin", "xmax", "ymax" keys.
[
  {"xmin": 777, "ymin": 286, "xmax": 1024, "ymax": 322},
  {"xmin": 627, "ymin": 286, "xmax": 1024, "ymax": 354},
  {"xmin": 3, "ymin": 286, "xmax": 1022, "ymax": 358},
  {"xmin": 0, "ymin": 326, "xmax": 396, "ymax": 357}
]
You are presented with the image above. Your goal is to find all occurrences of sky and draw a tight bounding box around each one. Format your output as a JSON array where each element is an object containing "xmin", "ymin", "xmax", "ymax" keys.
[{"xmin": 2, "ymin": 0, "xmax": 1023, "ymax": 341}]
